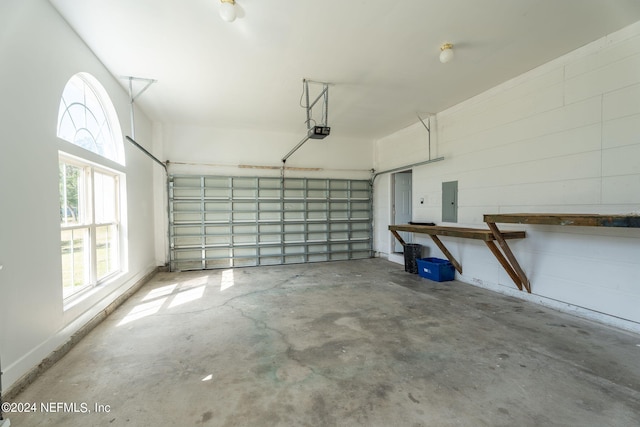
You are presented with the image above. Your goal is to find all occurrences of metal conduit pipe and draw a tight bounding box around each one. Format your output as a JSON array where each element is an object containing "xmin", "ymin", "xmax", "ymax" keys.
[
  {"xmin": 124, "ymin": 136, "xmax": 171, "ymax": 269},
  {"xmin": 125, "ymin": 136, "xmax": 168, "ymax": 174},
  {"xmin": 367, "ymin": 156, "xmax": 444, "ymax": 258},
  {"xmin": 370, "ymin": 157, "xmax": 445, "ymax": 184},
  {"xmin": 282, "ymin": 134, "xmax": 311, "ymax": 164},
  {"xmin": 370, "ymin": 113, "xmax": 441, "ymax": 183}
]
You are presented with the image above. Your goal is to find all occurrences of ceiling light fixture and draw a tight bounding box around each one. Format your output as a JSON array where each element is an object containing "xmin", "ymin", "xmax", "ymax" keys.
[
  {"xmin": 219, "ymin": 0, "xmax": 237, "ymax": 22},
  {"xmin": 439, "ymin": 43, "xmax": 454, "ymax": 63}
]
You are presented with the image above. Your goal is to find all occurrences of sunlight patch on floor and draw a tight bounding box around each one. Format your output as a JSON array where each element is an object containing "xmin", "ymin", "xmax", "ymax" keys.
[
  {"xmin": 118, "ymin": 297, "xmax": 168, "ymax": 326},
  {"xmin": 220, "ymin": 269, "xmax": 235, "ymax": 291},
  {"xmin": 118, "ymin": 274, "xmax": 212, "ymax": 326},
  {"xmin": 168, "ymin": 285, "xmax": 206, "ymax": 309}
]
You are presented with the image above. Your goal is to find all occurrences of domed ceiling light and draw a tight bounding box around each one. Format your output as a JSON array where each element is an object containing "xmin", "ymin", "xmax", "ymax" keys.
[
  {"xmin": 220, "ymin": 0, "xmax": 237, "ymax": 22},
  {"xmin": 439, "ymin": 43, "xmax": 454, "ymax": 63}
]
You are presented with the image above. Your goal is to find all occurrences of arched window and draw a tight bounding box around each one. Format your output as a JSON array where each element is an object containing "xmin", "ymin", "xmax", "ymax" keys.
[
  {"xmin": 58, "ymin": 73, "xmax": 126, "ymax": 300},
  {"xmin": 57, "ymin": 72, "xmax": 124, "ymax": 165}
]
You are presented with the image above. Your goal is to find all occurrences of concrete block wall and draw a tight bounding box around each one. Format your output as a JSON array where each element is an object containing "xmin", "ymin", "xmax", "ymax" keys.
[{"xmin": 374, "ymin": 21, "xmax": 640, "ymax": 330}]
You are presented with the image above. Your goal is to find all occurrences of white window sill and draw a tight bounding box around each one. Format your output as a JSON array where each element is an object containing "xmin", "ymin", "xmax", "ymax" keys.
[{"xmin": 63, "ymin": 271, "xmax": 124, "ymax": 312}]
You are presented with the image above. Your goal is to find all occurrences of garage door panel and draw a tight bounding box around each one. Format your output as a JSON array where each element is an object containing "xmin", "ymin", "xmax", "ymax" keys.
[{"xmin": 169, "ymin": 175, "xmax": 372, "ymax": 271}]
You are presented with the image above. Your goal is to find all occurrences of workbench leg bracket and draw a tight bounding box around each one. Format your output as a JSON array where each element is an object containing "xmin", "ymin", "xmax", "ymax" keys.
[
  {"xmin": 430, "ymin": 235, "xmax": 463, "ymax": 274},
  {"xmin": 486, "ymin": 222, "xmax": 531, "ymax": 293},
  {"xmin": 484, "ymin": 240, "xmax": 523, "ymax": 291}
]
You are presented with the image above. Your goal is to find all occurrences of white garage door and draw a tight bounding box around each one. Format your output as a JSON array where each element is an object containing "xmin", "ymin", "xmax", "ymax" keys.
[{"xmin": 169, "ymin": 175, "xmax": 372, "ymax": 271}]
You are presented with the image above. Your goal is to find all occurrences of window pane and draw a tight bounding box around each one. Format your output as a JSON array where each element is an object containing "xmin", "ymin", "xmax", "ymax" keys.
[
  {"xmin": 94, "ymin": 172, "xmax": 117, "ymax": 223},
  {"xmin": 85, "ymin": 86, "xmax": 105, "ymax": 120},
  {"xmin": 98, "ymin": 121, "xmax": 115, "ymax": 159},
  {"xmin": 61, "ymin": 228, "xmax": 90, "ymax": 298},
  {"xmin": 84, "ymin": 112, "xmax": 104, "ymax": 154},
  {"xmin": 67, "ymin": 103, "xmax": 87, "ymax": 135},
  {"xmin": 57, "ymin": 100, "xmax": 76, "ymax": 143},
  {"xmin": 96, "ymin": 224, "xmax": 118, "ymax": 280},
  {"xmin": 57, "ymin": 73, "xmax": 123, "ymax": 165},
  {"xmin": 59, "ymin": 162, "xmax": 85, "ymax": 225},
  {"xmin": 75, "ymin": 128, "xmax": 99, "ymax": 153}
]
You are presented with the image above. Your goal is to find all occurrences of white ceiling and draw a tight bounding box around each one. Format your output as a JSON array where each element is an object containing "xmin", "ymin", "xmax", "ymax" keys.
[{"xmin": 50, "ymin": 0, "xmax": 640, "ymax": 140}]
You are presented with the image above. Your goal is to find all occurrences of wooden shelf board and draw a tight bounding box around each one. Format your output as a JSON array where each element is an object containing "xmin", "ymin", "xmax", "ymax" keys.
[
  {"xmin": 388, "ymin": 224, "xmax": 525, "ymax": 241},
  {"xmin": 484, "ymin": 213, "xmax": 640, "ymax": 228}
]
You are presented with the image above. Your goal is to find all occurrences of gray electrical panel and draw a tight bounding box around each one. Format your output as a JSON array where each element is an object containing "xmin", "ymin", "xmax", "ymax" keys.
[{"xmin": 442, "ymin": 180, "xmax": 458, "ymax": 223}]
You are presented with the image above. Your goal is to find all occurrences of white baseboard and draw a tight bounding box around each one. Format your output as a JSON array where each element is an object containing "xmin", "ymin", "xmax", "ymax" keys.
[
  {"xmin": 379, "ymin": 251, "xmax": 404, "ymax": 266},
  {"xmin": 457, "ymin": 275, "xmax": 640, "ymax": 335},
  {"xmin": 2, "ymin": 265, "xmax": 158, "ymax": 398},
  {"xmin": 379, "ymin": 251, "xmax": 640, "ymax": 334}
]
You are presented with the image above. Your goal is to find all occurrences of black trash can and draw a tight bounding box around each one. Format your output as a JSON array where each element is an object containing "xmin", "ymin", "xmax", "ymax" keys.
[{"xmin": 403, "ymin": 243, "xmax": 423, "ymax": 274}]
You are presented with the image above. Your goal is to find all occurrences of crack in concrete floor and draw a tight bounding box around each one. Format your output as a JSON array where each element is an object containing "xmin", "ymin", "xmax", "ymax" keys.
[{"xmin": 7, "ymin": 259, "xmax": 640, "ymax": 426}]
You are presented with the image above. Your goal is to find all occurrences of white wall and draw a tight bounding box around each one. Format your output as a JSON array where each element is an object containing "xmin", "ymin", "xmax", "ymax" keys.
[
  {"xmin": 374, "ymin": 21, "xmax": 640, "ymax": 330},
  {"xmin": 151, "ymin": 125, "xmax": 374, "ymax": 268},
  {"xmin": 160, "ymin": 123, "xmax": 374, "ymax": 180},
  {"xmin": 0, "ymin": 0, "xmax": 158, "ymax": 390}
]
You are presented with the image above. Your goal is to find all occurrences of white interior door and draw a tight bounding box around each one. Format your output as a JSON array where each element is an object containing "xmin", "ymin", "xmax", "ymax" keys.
[{"xmin": 393, "ymin": 171, "xmax": 412, "ymax": 253}]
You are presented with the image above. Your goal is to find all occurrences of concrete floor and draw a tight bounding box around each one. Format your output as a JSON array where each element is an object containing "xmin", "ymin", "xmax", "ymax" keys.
[{"xmin": 6, "ymin": 258, "xmax": 640, "ymax": 426}]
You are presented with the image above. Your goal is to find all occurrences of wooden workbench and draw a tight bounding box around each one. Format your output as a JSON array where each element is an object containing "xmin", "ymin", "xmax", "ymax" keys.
[
  {"xmin": 483, "ymin": 213, "xmax": 640, "ymax": 294},
  {"xmin": 389, "ymin": 224, "xmax": 527, "ymax": 291},
  {"xmin": 484, "ymin": 213, "xmax": 640, "ymax": 228}
]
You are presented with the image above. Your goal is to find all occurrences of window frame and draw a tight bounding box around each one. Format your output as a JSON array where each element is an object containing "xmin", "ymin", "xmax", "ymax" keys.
[
  {"xmin": 59, "ymin": 153, "xmax": 123, "ymax": 300},
  {"xmin": 57, "ymin": 72, "xmax": 125, "ymax": 165},
  {"xmin": 56, "ymin": 72, "xmax": 126, "ymax": 304}
]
